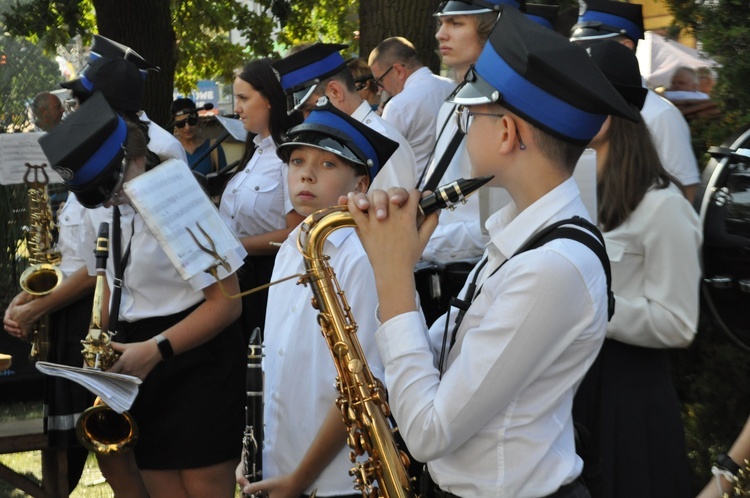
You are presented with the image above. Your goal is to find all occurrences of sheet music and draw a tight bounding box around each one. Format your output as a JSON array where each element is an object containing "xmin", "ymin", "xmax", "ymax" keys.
[
  {"xmin": 0, "ymin": 133, "xmax": 63, "ymax": 185},
  {"xmin": 123, "ymin": 158, "xmax": 244, "ymax": 281},
  {"xmin": 36, "ymin": 361, "xmax": 141, "ymax": 414},
  {"xmin": 215, "ymin": 115, "xmax": 248, "ymax": 142}
]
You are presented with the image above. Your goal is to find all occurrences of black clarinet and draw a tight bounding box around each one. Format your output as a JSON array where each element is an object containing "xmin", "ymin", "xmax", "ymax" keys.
[{"xmin": 243, "ymin": 327, "xmax": 263, "ymax": 496}]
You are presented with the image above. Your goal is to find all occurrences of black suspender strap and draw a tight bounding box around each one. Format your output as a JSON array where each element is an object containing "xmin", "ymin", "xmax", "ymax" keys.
[
  {"xmin": 423, "ymin": 130, "xmax": 465, "ymax": 193},
  {"xmin": 108, "ymin": 206, "xmax": 133, "ymax": 341},
  {"xmin": 441, "ymin": 216, "xmax": 615, "ymax": 359}
]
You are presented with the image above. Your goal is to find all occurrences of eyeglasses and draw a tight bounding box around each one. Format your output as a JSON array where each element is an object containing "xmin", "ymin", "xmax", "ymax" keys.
[
  {"xmin": 64, "ymin": 98, "xmax": 78, "ymax": 113},
  {"xmin": 373, "ymin": 65, "xmax": 395, "ymax": 88},
  {"xmin": 175, "ymin": 115, "xmax": 198, "ymax": 128},
  {"xmin": 455, "ymin": 105, "xmax": 505, "ymax": 134},
  {"xmin": 355, "ymin": 76, "xmax": 374, "ymax": 91}
]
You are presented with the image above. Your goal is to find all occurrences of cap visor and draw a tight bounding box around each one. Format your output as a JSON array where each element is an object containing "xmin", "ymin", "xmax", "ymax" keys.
[
  {"xmin": 435, "ymin": 1, "xmax": 492, "ymax": 16},
  {"xmin": 446, "ymin": 73, "xmax": 498, "ymax": 106},
  {"xmin": 287, "ymin": 85, "xmax": 318, "ymax": 115},
  {"xmin": 278, "ymin": 132, "xmax": 365, "ymax": 168},
  {"xmin": 66, "ymin": 157, "xmax": 126, "ymax": 209}
]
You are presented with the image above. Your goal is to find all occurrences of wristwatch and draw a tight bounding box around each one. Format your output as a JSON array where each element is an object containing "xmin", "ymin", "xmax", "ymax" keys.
[
  {"xmin": 153, "ymin": 334, "xmax": 174, "ymax": 360},
  {"xmin": 716, "ymin": 452, "xmax": 741, "ymax": 476}
]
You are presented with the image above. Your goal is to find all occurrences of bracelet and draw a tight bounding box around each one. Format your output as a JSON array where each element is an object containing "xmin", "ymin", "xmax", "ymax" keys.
[
  {"xmin": 153, "ymin": 334, "xmax": 174, "ymax": 360},
  {"xmin": 716, "ymin": 452, "xmax": 741, "ymax": 476}
]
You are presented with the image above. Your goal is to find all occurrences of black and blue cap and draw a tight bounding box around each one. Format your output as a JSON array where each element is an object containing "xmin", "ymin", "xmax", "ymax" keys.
[
  {"xmin": 60, "ymin": 57, "xmax": 144, "ymax": 113},
  {"xmin": 88, "ymin": 34, "xmax": 160, "ymax": 78},
  {"xmin": 447, "ymin": 5, "xmax": 639, "ymax": 145},
  {"xmin": 38, "ymin": 92, "xmax": 128, "ymax": 208},
  {"xmin": 526, "ymin": 3, "xmax": 558, "ymax": 30},
  {"xmin": 587, "ymin": 40, "xmax": 648, "ymax": 110},
  {"xmin": 276, "ymin": 97, "xmax": 398, "ymax": 179},
  {"xmin": 435, "ymin": 0, "xmax": 525, "ymax": 16},
  {"xmin": 272, "ymin": 43, "xmax": 349, "ymax": 115},
  {"xmin": 570, "ymin": 0, "xmax": 644, "ymax": 45}
]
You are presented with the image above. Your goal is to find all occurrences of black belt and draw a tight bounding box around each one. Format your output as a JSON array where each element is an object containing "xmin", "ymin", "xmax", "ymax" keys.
[{"xmin": 433, "ymin": 478, "xmax": 588, "ymax": 498}]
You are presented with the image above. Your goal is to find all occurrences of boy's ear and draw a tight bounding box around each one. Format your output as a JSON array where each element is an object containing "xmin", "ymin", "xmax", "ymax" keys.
[
  {"xmin": 497, "ymin": 115, "xmax": 516, "ymax": 155},
  {"xmin": 354, "ymin": 174, "xmax": 370, "ymax": 194}
]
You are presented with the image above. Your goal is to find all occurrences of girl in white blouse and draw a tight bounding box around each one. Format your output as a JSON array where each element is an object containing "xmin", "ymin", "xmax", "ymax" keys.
[
  {"xmin": 219, "ymin": 58, "xmax": 304, "ymax": 341},
  {"xmin": 573, "ymin": 40, "xmax": 702, "ymax": 498}
]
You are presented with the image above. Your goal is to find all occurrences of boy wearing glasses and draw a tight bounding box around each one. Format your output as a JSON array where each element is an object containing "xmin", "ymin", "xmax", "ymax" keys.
[
  {"xmin": 368, "ymin": 37, "xmax": 454, "ymax": 179},
  {"xmin": 346, "ymin": 6, "xmax": 637, "ymax": 497},
  {"xmin": 272, "ymin": 43, "xmax": 418, "ymax": 190}
]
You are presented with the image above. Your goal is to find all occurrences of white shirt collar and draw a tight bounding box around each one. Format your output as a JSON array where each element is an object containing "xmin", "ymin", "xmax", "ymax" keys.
[{"xmin": 486, "ymin": 176, "xmax": 583, "ymax": 259}]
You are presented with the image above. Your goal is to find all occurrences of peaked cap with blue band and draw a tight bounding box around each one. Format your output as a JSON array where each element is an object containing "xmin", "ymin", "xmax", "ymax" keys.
[
  {"xmin": 38, "ymin": 92, "xmax": 128, "ymax": 208},
  {"xmin": 434, "ymin": 0, "xmax": 526, "ymax": 16},
  {"xmin": 272, "ymin": 43, "xmax": 349, "ymax": 114},
  {"xmin": 60, "ymin": 57, "xmax": 144, "ymax": 113},
  {"xmin": 88, "ymin": 34, "xmax": 160, "ymax": 77},
  {"xmin": 570, "ymin": 0, "xmax": 644, "ymax": 44},
  {"xmin": 447, "ymin": 6, "xmax": 639, "ymax": 145},
  {"xmin": 526, "ymin": 3, "xmax": 558, "ymax": 30},
  {"xmin": 276, "ymin": 97, "xmax": 398, "ymax": 179}
]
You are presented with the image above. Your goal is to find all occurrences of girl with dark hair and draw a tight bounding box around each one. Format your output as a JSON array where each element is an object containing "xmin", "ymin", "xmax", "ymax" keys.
[
  {"xmin": 573, "ymin": 40, "xmax": 702, "ymax": 498},
  {"xmin": 219, "ymin": 58, "xmax": 304, "ymax": 341}
]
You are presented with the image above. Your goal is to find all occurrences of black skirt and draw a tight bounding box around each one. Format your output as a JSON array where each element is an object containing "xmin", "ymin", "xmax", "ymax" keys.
[
  {"xmin": 44, "ymin": 295, "xmax": 96, "ymax": 447},
  {"xmin": 121, "ymin": 305, "xmax": 245, "ymax": 470},
  {"xmin": 237, "ymin": 254, "xmax": 276, "ymax": 344},
  {"xmin": 573, "ymin": 339, "xmax": 691, "ymax": 498}
]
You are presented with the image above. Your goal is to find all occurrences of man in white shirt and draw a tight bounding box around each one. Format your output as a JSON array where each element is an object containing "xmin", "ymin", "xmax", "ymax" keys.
[
  {"xmin": 272, "ymin": 43, "xmax": 418, "ymax": 191},
  {"xmin": 570, "ymin": 0, "xmax": 701, "ymax": 201},
  {"xmin": 415, "ymin": 0, "xmax": 520, "ymax": 325},
  {"xmin": 368, "ymin": 37, "xmax": 455, "ymax": 179}
]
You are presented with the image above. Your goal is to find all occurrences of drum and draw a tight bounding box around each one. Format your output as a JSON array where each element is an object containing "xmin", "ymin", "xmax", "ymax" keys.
[{"xmin": 697, "ymin": 125, "xmax": 750, "ymax": 350}]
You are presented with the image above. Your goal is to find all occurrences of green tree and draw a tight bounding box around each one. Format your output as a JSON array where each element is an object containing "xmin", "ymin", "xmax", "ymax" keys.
[{"xmin": 664, "ymin": 0, "xmax": 750, "ymax": 159}]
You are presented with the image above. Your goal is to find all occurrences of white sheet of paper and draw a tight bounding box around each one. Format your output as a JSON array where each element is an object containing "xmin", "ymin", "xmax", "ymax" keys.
[
  {"xmin": 123, "ymin": 158, "xmax": 244, "ymax": 281},
  {"xmin": 36, "ymin": 361, "xmax": 141, "ymax": 413},
  {"xmin": 0, "ymin": 133, "xmax": 63, "ymax": 185}
]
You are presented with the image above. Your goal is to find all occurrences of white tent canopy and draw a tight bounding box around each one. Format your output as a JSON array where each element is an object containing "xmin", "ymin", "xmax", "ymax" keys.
[{"xmin": 636, "ymin": 31, "xmax": 718, "ymax": 89}]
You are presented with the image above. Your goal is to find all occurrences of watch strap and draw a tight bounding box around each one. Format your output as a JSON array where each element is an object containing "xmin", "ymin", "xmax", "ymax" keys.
[{"xmin": 154, "ymin": 334, "xmax": 174, "ymax": 360}]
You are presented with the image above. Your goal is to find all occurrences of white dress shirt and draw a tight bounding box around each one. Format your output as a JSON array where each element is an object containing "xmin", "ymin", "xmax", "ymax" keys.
[
  {"xmin": 641, "ymin": 90, "xmax": 701, "ymax": 188},
  {"xmin": 56, "ymin": 194, "xmax": 88, "ymax": 277},
  {"xmin": 604, "ymin": 184, "xmax": 701, "ymax": 348},
  {"xmin": 219, "ymin": 134, "xmax": 289, "ymax": 237},
  {"xmin": 376, "ymin": 178, "xmax": 608, "ymax": 497},
  {"xmin": 381, "ymin": 67, "xmax": 455, "ymax": 179},
  {"xmin": 351, "ymin": 101, "xmax": 418, "ymax": 191},
  {"xmin": 263, "ymin": 225, "xmax": 383, "ymax": 496},
  {"xmin": 81, "ymin": 203, "xmax": 239, "ymax": 322},
  {"xmin": 419, "ymin": 101, "xmax": 509, "ymax": 264}
]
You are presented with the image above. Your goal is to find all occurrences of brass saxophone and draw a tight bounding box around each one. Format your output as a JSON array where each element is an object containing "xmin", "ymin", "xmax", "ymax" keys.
[
  {"xmin": 76, "ymin": 222, "xmax": 138, "ymax": 455},
  {"xmin": 19, "ymin": 163, "xmax": 63, "ymax": 362},
  {"xmin": 296, "ymin": 177, "xmax": 493, "ymax": 498}
]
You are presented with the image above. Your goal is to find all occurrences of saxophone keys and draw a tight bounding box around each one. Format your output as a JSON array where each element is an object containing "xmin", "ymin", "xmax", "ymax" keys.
[
  {"xmin": 347, "ymin": 358, "xmax": 363, "ymax": 373},
  {"xmin": 333, "ymin": 341, "xmax": 349, "ymax": 357}
]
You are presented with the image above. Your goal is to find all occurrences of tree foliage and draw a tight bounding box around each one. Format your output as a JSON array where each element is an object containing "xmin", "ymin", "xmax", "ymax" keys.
[{"xmin": 665, "ymin": 0, "xmax": 750, "ymax": 158}]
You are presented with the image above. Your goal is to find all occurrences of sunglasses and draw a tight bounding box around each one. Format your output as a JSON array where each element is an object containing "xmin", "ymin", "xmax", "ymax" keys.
[
  {"xmin": 354, "ymin": 74, "xmax": 374, "ymax": 91},
  {"xmin": 174, "ymin": 115, "xmax": 198, "ymax": 128}
]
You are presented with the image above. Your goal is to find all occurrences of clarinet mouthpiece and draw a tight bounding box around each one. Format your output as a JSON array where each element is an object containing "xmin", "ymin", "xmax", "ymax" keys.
[{"xmin": 419, "ymin": 176, "xmax": 494, "ymax": 216}]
